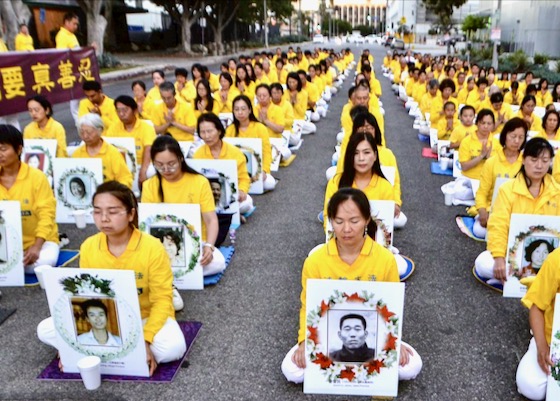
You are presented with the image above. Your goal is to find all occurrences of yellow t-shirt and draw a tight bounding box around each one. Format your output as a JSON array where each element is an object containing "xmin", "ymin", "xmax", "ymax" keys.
[
  {"xmin": 105, "ymin": 118, "xmax": 156, "ymax": 165},
  {"xmin": 0, "ymin": 163, "xmax": 58, "ymax": 249},
  {"xmin": 193, "ymin": 141, "xmax": 251, "ymax": 194},
  {"xmin": 273, "ymin": 99, "xmax": 294, "ymax": 130},
  {"xmin": 458, "ymin": 132, "xmax": 500, "ymax": 179},
  {"xmin": 536, "ymin": 90, "xmax": 553, "ymax": 108},
  {"xmin": 14, "ymin": 33, "xmax": 33, "ymax": 51},
  {"xmin": 77, "ymin": 96, "xmax": 119, "ymax": 134},
  {"xmin": 192, "ymin": 97, "xmax": 221, "ymax": 120},
  {"xmin": 141, "ymin": 172, "xmax": 215, "ymax": 241},
  {"xmin": 449, "ymin": 123, "xmax": 477, "ymax": 146},
  {"xmin": 340, "ymin": 103, "xmax": 385, "ymax": 145},
  {"xmin": 516, "ymin": 110, "xmax": 542, "ymax": 132},
  {"xmin": 176, "ymin": 81, "xmax": 196, "ymax": 104},
  {"xmin": 437, "ymin": 118, "xmax": 460, "ymax": 140},
  {"xmin": 72, "ymin": 140, "xmax": 133, "ymax": 188},
  {"xmin": 23, "ymin": 118, "xmax": 68, "ymax": 157},
  {"xmin": 225, "ymin": 122, "xmax": 272, "ymax": 174},
  {"xmin": 55, "ymin": 26, "xmax": 79, "ymax": 49},
  {"xmin": 216, "ymin": 87, "xmax": 241, "ymax": 113},
  {"xmin": 80, "ymin": 229, "xmax": 174, "ymax": 343},
  {"xmin": 297, "ymin": 236, "xmax": 399, "ymax": 343},
  {"xmin": 536, "ymin": 129, "xmax": 560, "ymax": 142},
  {"xmin": 283, "ymin": 90, "xmax": 308, "ymax": 120},
  {"xmin": 150, "ymin": 100, "xmax": 197, "ymax": 142},
  {"xmin": 504, "ymin": 91, "xmax": 522, "ymax": 106},
  {"xmin": 254, "ymin": 103, "xmax": 285, "ymax": 139}
]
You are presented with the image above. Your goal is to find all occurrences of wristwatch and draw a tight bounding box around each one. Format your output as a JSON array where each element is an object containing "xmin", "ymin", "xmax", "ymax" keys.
[{"xmin": 203, "ymin": 242, "xmax": 215, "ymax": 252}]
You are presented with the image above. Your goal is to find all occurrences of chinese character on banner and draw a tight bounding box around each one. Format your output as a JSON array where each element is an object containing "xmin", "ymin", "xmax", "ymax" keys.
[
  {"xmin": 57, "ymin": 60, "xmax": 76, "ymax": 89},
  {"xmin": 1, "ymin": 67, "xmax": 26, "ymax": 100},
  {"xmin": 78, "ymin": 57, "xmax": 95, "ymax": 82},
  {"xmin": 31, "ymin": 63, "xmax": 56, "ymax": 94}
]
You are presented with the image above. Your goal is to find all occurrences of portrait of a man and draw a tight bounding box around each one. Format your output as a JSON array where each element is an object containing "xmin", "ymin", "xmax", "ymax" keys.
[
  {"xmin": 76, "ymin": 299, "xmax": 122, "ymax": 347},
  {"xmin": 329, "ymin": 313, "xmax": 375, "ymax": 363}
]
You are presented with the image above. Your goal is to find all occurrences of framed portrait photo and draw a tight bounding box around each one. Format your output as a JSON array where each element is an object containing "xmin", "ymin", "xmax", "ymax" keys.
[
  {"xmin": 187, "ymin": 159, "xmax": 240, "ymax": 228},
  {"xmin": 503, "ymin": 214, "xmax": 560, "ymax": 298},
  {"xmin": 178, "ymin": 141, "xmax": 194, "ymax": 160},
  {"xmin": 0, "ymin": 201, "xmax": 24, "ymax": 287},
  {"xmin": 304, "ymin": 279, "xmax": 405, "ymax": 397},
  {"xmin": 138, "ymin": 203, "xmax": 203, "ymax": 290},
  {"xmin": 42, "ymin": 268, "xmax": 149, "ymax": 377},
  {"xmin": 223, "ymin": 137, "xmax": 264, "ymax": 195},
  {"xmin": 21, "ymin": 139, "xmax": 57, "ymax": 187},
  {"xmin": 270, "ymin": 138, "xmax": 284, "ymax": 172},
  {"xmin": 53, "ymin": 158, "xmax": 103, "ymax": 224},
  {"xmin": 102, "ymin": 137, "xmax": 138, "ymax": 194}
]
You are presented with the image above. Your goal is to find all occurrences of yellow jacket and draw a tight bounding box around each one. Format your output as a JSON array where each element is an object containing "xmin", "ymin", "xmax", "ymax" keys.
[
  {"xmin": 475, "ymin": 147, "xmax": 523, "ymax": 211},
  {"xmin": 176, "ymin": 81, "xmax": 196, "ymax": 104},
  {"xmin": 283, "ymin": 90, "xmax": 308, "ymax": 120},
  {"xmin": 516, "ymin": 110, "xmax": 542, "ymax": 132},
  {"xmin": 437, "ymin": 117, "xmax": 460, "ymax": 140},
  {"xmin": 193, "ymin": 141, "xmax": 251, "ymax": 194},
  {"xmin": 77, "ymin": 96, "xmax": 119, "ymax": 134},
  {"xmin": 15, "ymin": 33, "xmax": 33, "ymax": 51},
  {"xmin": 254, "ymin": 103, "xmax": 285, "ymax": 139},
  {"xmin": 105, "ymin": 117, "xmax": 156, "ymax": 165},
  {"xmin": 340, "ymin": 102, "xmax": 385, "ymax": 144},
  {"xmin": 536, "ymin": 90, "xmax": 553, "ymax": 107},
  {"xmin": 72, "ymin": 140, "xmax": 133, "ymax": 188},
  {"xmin": 273, "ymin": 99, "xmax": 294, "ymax": 130},
  {"xmin": 23, "ymin": 118, "xmax": 68, "ymax": 157},
  {"xmin": 0, "ymin": 163, "xmax": 58, "ymax": 249},
  {"xmin": 487, "ymin": 174, "xmax": 560, "ymax": 258},
  {"xmin": 298, "ymin": 236, "xmax": 399, "ymax": 343},
  {"xmin": 225, "ymin": 122, "xmax": 271, "ymax": 174},
  {"xmin": 504, "ymin": 91, "xmax": 521, "ymax": 106},
  {"xmin": 458, "ymin": 132, "xmax": 500, "ymax": 179},
  {"xmin": 80, "ymin": 229, "xmax": 175, "ymax": 344},
  {"xmin": 150, "ymin": 99, "xmax": 197, "ymax": 141},
  {"xmin": 216, "ymin": 87, "xmax": 241, "ymax": 113},
  {"xmin": 450, "ymin": 123, "xmax": 477, "ymax": 146},
  {"xmin": 192, "ymin": 98, "xmax": 221, "ymax": 120}
]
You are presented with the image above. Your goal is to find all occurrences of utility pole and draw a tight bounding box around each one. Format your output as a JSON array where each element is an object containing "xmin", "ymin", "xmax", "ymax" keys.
[
  {"xmin": 264, "ymin": 0, "xmax": 268, "ymax": 48},
  {"xmin": 491, "ymin": 0, "xmax": 502, "ymax": 70},
  {"xmin": 299, "ymin": 0, "xmax": 302, "ymax": 36}
]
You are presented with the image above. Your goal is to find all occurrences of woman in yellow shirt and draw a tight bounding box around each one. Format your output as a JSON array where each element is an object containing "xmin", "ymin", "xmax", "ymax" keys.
[
  {"xmin": 517, "ymin": 95, "xmax": 542, "ymax": 132},
  {"xmin": 144, "ymin": 70, "xmax": 165, "ymax": 111},
  {"xmin": 216, "ymin": 73, "xmax": 240, "ymax": 113},
  {"xmin": 24, "ymin": 96, "xmax": 68, "ymax": 157},
  {"xmin": 73, "ymin": 114, "xmax": 133, "ymax": 188},
  {"xmin": 284, "ymin": 72, "xmax": 316, "ymax": 135},
  {"xmin": 194, "ymin": 113, "xmax": 253, "ymax": 214},
  {"xmin": 536, "ymin": 110, "xmax": 560, "ymax": 141},
  {"xmin": 0, "ymin": 125, "xmax": 59, "ymax": 273},
  {"xmin": 192, "ymin": 79, "xmax": 220, "ymax": 120},
  {"xmin": 473, "ymin": 117, "xmax": 527, "ymax": 238},
  {"xmin": 459, "ymin": 109, "xmax": 499, "ymax": 180},
  {"xmin": 536, "ymin": 78, "xmax": 553, "ymax": 107},
  {"xmin": 282, "ymin": 188, "xmax": 422, "ymax": 384},
  {"xmin": 37, "ymin": 181, "xmax": 186, "ymax": 376},
  {"xmin": 142, "ymin": 135, "xmax": 225, "ymax": 276},
  {"xmin": 225, "ymin": 95, "xmax": 275, "ymax": 191},
  {"xmin": 131, "ymin": 80, "xmax": 153, "ymax": 120},
  {"xmin": 235, "ymin": 64, "xmax": 256, "ymax": 102},
  {"xmin": 475, "ymin": 138, "xmax": 560, "ymax": 281}
]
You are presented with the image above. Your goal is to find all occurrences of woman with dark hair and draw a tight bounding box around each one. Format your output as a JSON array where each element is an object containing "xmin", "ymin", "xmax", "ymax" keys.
[
  {"xmin": 144, "ymin": 70, "xmax": 165, "ymax": 112},
  {"xmin": 235, "ymin": 63, "xmax": 256, "ymax": 101},
  {"xmin": 517, "ymin": 95, "xmax": 542, "ymax": 132},
  {"xmin": 536, "ymin": 78, "xmax": 552, "ymax": 107},
  {"xmin": 516, "ymin": 239, "xmax": 555, "ymax": 278},
  {"xmin": 282, "ymin": 188, "xmax": 422, "ymax": 384},
  {"xmin": 38, "ymin": 181, "xmax": 186, "ymax": 376},
  {"xmin": 191, "ymin": 63, "xmax": 203, "ymax": 87},
  {"xmin": 0, "ymin": 124, "xmax": 59, "ymax": 273},
  {"xmin": 552, "ymin": 82, "xmax": 560, "ymax": 103},
  {"xmin": 131, "ymin": 80, "xmax": 153, "ymax": 120},
  {"xmin": 152, "ymin": 228, "xmax": 184, "ymax": 267},
  {"xmin": 193, "ymin": 113, "xmax": 253, "ymax": 214},
  {"xmin": 284, "ymin": 72, "xmax": 316, "ymax": 135},
  {"xmin": 225, "ymin": 95, "xmax": 275, "ymax": 191},
  {"xmin": 193, "ymin": 79, "xmax": 219, "ymax": 119},
  {"xmin": 473, "ymin": 117, "xmax": 527, "ymax": 238},
  {"xmin": 475, "ymin": 138, "xmax": 560, "ymax": 281},
  {"xmin": 24, "ymin": 95, "xmax": 68, "ymax": 157},
  {"xmin": 488, "ymin": 92, "xmax": 514, "ymax": 134},
  {"xmin": 504, "ymin": 81, "xmax": 521, "ymax": 106},
  {"xmin": 273, "ymin": 58, "xmax": 288, "ymax": 85},
  {"xmin": 536, "ymin": 109, "xmax": 560, "ymax": 141},
  {"xmin": 216, "ymin": 72, "xmax": 240, "ymax": 113},
  {"xmin": 459, "ymin": 108, "xmax": 499, "ymax": 180},
  {"xmin": 141, "ymin": 135, "xmax": 225, "ymax": 276}
]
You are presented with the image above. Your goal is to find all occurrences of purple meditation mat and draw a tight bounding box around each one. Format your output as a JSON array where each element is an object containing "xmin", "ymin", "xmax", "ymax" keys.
[{"xmin": 37, "ymin": 321, "xmax": 202, "ymax": 383}]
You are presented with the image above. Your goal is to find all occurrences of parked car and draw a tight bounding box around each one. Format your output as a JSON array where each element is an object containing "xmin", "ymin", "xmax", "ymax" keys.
[
  {"xmin": 313, "ymin": 34, "xmax": 324, "ymax": 44},
  {"xmin": 383, "ymin": 36, "xmax": 394, "ymax": 47},
  {"xmin": 391, "ymin": 39, "xmax": 405, "ymax": 50},
  {"xmin": 365, "ymin": 34, "xmax": 383, "ymax": 44}
]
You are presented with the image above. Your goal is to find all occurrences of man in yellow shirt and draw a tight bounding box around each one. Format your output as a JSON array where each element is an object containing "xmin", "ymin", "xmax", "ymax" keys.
[
  {"xmin": 174, "ymin": 68, "xmax": 195, "ymax": 104},
  {"xmin": 56, "ymin": 12, "xmax": 81, "ymax": 125},
  {"xmin": 78, "ymin": 80, "xmax": 118, "ymax": 134},
  {"xmin": 151, "ymin": 81, "xmax": 196, "ymax": 141},
  {"xmin": 14, "ymin": 23, "xmax": 34, "ymax": 51}
]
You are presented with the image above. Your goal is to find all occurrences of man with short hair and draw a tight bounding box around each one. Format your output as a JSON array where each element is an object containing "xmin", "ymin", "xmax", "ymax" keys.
[
  {"xmin": 151, "ymin": 81, "xmax": 196, "ymax": 141},
  {"xmin": 329, "ymin": 314, "xmax": 375, "ymax": 363},
  {"xmin": 14, "ymin": 23, "xmax": 34, "ymax": 51},
  {"xmin": 78, "ymin": 80, "xmax": 118, "ymax": 133}
]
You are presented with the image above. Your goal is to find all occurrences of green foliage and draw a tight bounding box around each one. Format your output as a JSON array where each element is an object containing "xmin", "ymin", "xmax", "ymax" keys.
[
  {"xmin": 461, "ymin": 15, "xmax": 487, "ymax": 39},
  {"xmin": 530, "ymin": 66, "xmax": 560, "ymax": 84},
  {"xmin": 422, "ymin": 0, "xmax": 468, "ymax": 29},
  {"xmin": 321, "ymin": 17, "xmax": 352, "ymax": 35},
  {"xmin": 353, "ymin": 24, "xmax": 374, "ymax": 36},
  {"xmin": 533, "ymin": 53, "xmax": 550, "ymax": 65},
  {"xmin": 469, "ymin": 45, "xmax": 493, "ymax": 64},
  {"xmin": 269, "ymin": 35, "xmax": 307, "ymax": 45},
  {"xmin": 502, "ymin": 50, "xmax": 530, "ymax": 72},
  {"xmin": 556, "ymin": 61, "xmax": 560, "ymax": 74}
]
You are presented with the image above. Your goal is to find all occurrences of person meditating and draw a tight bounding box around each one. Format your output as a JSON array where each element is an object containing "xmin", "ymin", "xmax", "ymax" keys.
[
  {"xmin": 77, "ymin": 299, "xmax": 122, "ymax": 347},
  {"xmin": 329, "ymin": 313, "xmax": 375, "ymax": 363}
]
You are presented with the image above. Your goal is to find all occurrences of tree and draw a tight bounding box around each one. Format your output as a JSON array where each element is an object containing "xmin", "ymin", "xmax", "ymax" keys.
[
  {"xmin": 421, "ymin": 0, "xmax": 467, "ymax": 32},
  {"xmin": 236, "ymin": 0, "xmax": 294, "ymax": 42},
  {"xmin": 461, "ymin": 15, "xmax": 487, "ymax": 40},
  {"xmin": 0, "ymin": 0, "xmax": 31, "ymax": 49},
  {"xmin": 76, "ymin": 0, "xmax": 106, "ymax": 57},
  {"xmin": 151, "ymin": 0, "xmax": 203, "ymax": 54},
  {"xmin": 205, "ymin": 0, "xmax": 241, "ymax": 53}
]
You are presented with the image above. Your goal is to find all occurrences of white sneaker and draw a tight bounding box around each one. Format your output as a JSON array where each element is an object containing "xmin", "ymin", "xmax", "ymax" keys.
[{"xmin": 172, "ymin": 287, "xmax": 184, "ymax": 311}]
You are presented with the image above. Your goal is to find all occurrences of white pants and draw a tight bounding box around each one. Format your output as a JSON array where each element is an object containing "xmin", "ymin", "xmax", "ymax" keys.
[
  {"xmin": 394, "ymin": 212, "xmax": 408, "ymax": 229},
  {"xmin": 309, "ymin": 110, "xmax": 320, "ymax": 122},
  {"xmin": 37, "ymin": 316, "xmax": 187, "ymax": 364},
  {"xmin": 395, "ymin": 253, "xmax": 408, "ymax": 276},
  {"xmin": 336, "ymin": 131, "xmax": 345, "ymax": 144},
  {"xmin": 70, "ymin": 99, "xmax": 80, "ymax": 127},
  {"xmin": 264, "ymin": 173, "xmax": 276, "ymax": 191},
  {"xmin": 289, "ymin": 129, "xmax": 302, "ymax": 147},
  {"xmin": 317, "ymin": 105, "xmax": 327, "ymax": 118},
  {"xmin": 299, "ymin": 120, "xmax": 316, "ymax": 135},
  {"xmin": 281, "ymin": 341, "xmax": 422, "ymax": 383},
  {"xmin": 474, "ymin": 250, "xmax": 495, "ymax": 279},
  {"xmin": 322, "ymin": 90, "xmax": 332, "ymax": 102},
  {"xmin": 24, "ymin": 241, "xmax": 60, "ymax": 274},
  {"xmin": 516, "ymin": 337, "xmax": 547, "ymax": 400},
  {"xmin": 203, "ymin": 247, "xmax": 226, "ymax": 276},
  {"xmin": 329, "ymin": 86, "xmax": 337, "ymax": 95},
  {"xmin": 473, "ymin": 216, "xmax": 488, "ymax": 239},
  {"xmin": 239, "ymin": 195, "xmax": 254, "ymax": 215}
]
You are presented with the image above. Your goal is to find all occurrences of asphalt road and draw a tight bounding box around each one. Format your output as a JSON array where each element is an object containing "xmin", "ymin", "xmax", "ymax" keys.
[{"xmin": 0, "ymin": 44, "xmax": 531, "ymax": 401}]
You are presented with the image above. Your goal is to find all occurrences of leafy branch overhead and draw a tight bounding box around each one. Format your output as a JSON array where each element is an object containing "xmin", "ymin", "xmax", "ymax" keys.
[{"xmin": 421, "ymin": 0, "xmax": 467, "ymax": 31}]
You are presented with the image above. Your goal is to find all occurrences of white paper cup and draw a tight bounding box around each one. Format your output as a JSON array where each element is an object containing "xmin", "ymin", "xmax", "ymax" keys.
[
  {"xmin": 72, "ymin": 210, "xmax": 87, "ymax": 229},
  {"xmin": 77, "ymin": 356, "xmax": 101, "ymax": 390},
  {"xmin": 444, "ymin": 192, "xmax": 453, "ymax": 206},
  {"xmin": 34, "ymin": 265, "xmax": 52, "ymax": 289}
]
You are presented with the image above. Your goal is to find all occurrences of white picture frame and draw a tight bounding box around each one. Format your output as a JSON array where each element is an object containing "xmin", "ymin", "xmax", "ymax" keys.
[
  {"xmin": 303, "ymin": 279, "xmax": 404, "ymax": 397},
  {"xmin": 178, "ymin": 141, "xmax": 194, "ymax": 160},
  {"xmin": 223, "ymin": 137, "xmax": 264, "ymax": 194},
  {"xmin": 270, "ymin": 138, "xmax": 284, "ymax": 172},
  {"xmin": 138, "ymin": 203, "xmax": 203, "ymax": 290},
  {"xmin": 546, "ymin": 296, "xmax": 560, "ymax": 400},
  {"xmin": 21, "ymin": 139, "xmax": 57, "ymax": 187},
  {"xmin": 42, "ymin": 268, "xmax": 149, "ymax": 377},
  {"xmin": 437, "ymin": 140, "xmax": 451, "ymax": 161},
  {"xmin": 0, "ymin": 201, "xmax": 24, "ymax": 287},
  {"xmin": 452, "ymin": 150, "xmax": 463, "ymax": 178},
  {"xmin": 503, "ymin": 214, "xmax": 560, "ymax": 298},
  {"xmin": 187, "ymin": 159, "xmax": 240, "ymax": 228},
  {"xmin": 53, "ymin": 158, "xmax": 103, "ymax": 224},
  {"xmin": 380, "ymin": 166, "xmax": 395, "ymax": 186},
  {"xmin": 102, "ymin": 137, "xmax": 138, "ymax": 194}
]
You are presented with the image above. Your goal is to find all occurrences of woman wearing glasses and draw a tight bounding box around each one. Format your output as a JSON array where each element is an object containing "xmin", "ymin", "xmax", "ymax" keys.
[{"xmin": 141, "ymin": 135, "xmax": 225, "ymax": 276}]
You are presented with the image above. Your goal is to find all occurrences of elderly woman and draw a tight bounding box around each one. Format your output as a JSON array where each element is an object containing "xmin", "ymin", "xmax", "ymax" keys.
[
  {"xmin": 73, "ymin": 113, "xmax": 133, "ymax": 188},
  {"xmin": 0, "ymin": 125, "xmax": 59, "ymax": 273}
]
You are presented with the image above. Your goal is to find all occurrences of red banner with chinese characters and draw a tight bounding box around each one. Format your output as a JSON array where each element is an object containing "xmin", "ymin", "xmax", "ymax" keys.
[{"xmin": 0, "ymin": 47, "xmax": 100, "ymax": 117}]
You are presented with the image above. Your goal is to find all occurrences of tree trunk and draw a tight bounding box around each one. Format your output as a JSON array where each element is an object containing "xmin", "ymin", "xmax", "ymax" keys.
[
  {"xmin": 0, "ymin": 0, "xmax": 31, "ymax": 49},
  {"xmin": 181, "ymin": 13, "xmax": 194, "ymax": 55},
  {"xmin": 87, "ymin": 13, "xmax": 107, "ymax": 56}
]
